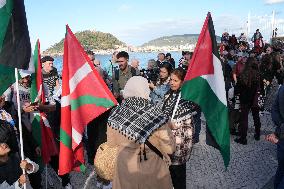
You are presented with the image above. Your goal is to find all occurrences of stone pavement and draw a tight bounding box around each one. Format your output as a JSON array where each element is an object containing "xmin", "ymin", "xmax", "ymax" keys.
[
  {"xmin": 37, "ymin": 112, "xmax": 277, "ymax": 189},
  {"xmin": 186, "ymin": 112, "xmax": 277, "ymax": 189}
]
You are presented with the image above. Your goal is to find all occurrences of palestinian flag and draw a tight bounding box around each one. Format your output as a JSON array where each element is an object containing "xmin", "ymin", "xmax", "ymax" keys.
[
  {"xmin": 0, "ymin": 64, "xmax": 15, "ymax": 95},
  {"xmin": 30, "ymin": 40, "xmax": 58, "ymax": 165},
  {"xmin": 181, "ymin": 13, "xmax": 230, "ymax": 167},
  {"xmin": 59, "ymin": 25, "xmax": 117, "ymax": 175},
  {"xmin": 0, "ymin": 0, "xmax": 31, "ymax": 69}
]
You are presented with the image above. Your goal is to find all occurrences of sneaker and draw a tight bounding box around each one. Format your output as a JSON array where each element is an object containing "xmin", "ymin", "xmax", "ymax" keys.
[
  {"xmin": 234, "ymin": 137, "xmax": 247, "ymax": 145},
  {"xmin": 65, "ymin": 183, "xmax": 73, "ymax": 189}
]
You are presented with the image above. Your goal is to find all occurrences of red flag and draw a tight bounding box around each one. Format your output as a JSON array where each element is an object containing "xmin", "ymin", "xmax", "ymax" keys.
[
  {"xmin": 59, "ymin": 25, "xmax": 117, "ymax": 175},
  {"xmin": 31, "ymin": 39, "xmax": 58, "ymax": 165}
]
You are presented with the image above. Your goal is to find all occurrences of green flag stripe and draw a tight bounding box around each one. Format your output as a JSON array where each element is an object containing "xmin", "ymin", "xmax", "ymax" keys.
[
  {"xmin": 31, "ymin": 115, "xmax": 42, "ymax": 146},
  {"xmin": 70, "ymin": 95, "xmax": 115, "ymax": 111},
  {"xmin": 31, "ymin": 115, "xmax": 45, "ymax": 169},
  {"xmin": 31, "ymin": 41, "xmax": 39, "ymax": 102},
  {"xmin": 182, "ymin": 77, "xmax": 230, "ymax": 167},
  {"xmin": 60, "ymin": 128, "xmax": 72, "ymax": 149},
  {"xmin": 0, "ymin": 0, "xmax": 13, "ymax": 51},
  {"xmin": 0, "ymin": 64, "xmax": 15, "ymax": 95},
  {"xmin": 80, "ymin": 164, "xmax": 86, "ymax": 172}
]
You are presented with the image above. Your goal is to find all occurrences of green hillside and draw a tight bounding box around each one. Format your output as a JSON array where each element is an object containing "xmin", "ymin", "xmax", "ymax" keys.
[
  {"xmin": 142, "ymin": 34, "xmax": 221, "ymax": 47},
  {"xmin": 44, "ymin": 30, "xmax": 125, "ymax": 54}
]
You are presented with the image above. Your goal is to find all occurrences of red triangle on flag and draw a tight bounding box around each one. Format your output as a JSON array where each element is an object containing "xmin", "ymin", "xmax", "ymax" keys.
[{"xmin": 185, "ymin": 13, "xmax": 214, "ymax": 81}]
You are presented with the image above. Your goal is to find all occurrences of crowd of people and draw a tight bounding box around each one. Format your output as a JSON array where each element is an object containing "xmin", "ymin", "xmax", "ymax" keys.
[{"xmin": 0, "ymin": 29, "xmax": 283, "ymax": 189}]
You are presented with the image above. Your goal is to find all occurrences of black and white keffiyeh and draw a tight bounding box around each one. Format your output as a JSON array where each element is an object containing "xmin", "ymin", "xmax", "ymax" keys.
[
  {"xmin": 162, "ymin": 90, "xmax": 196, "ymax": 121},
  {"xmin": 108, "ymin": 97, "xmax": 168, "ymax": 144}
]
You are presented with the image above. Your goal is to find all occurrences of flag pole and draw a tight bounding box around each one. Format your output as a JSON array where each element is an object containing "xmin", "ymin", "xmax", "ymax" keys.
[
  {"xmin": 15, "ymin": 68, "xmax": 26, "ymax": 189},
  {"xmin": 171, "ymin": 92, "xmax": 181, "ymax": 120}
]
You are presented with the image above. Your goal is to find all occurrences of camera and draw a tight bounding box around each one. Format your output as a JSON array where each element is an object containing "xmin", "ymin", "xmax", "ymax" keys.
[{"xmin": 140, "ymin": 68, "xmax": 159, "ymax": 84}]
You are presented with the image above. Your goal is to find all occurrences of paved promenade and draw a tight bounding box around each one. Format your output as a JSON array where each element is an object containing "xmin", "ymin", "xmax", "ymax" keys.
[
  {"xmin": 38, "ymin": 112, "xmax": 277, "ymax": 189},
  {"xmin": 186, "ymin": 112, "xmax": 277, "ymax": 189}
]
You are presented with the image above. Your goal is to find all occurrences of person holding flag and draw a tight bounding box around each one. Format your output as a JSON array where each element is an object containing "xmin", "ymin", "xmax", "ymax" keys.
[
  {"xmin": 0, "ymin": 0, "xmax": 43, "ymax": 188},
  {"xmin": 36, "ymin": 52, "xmax": 71, "ymax": 188},
  {"xmin": 161, "ymin": 68, "xmax": 196, "ymax": 189},
  {"xmin": 0, "ymin": 120, "xmax": 39, "ymax": 189},
  {"xmin": 3, "ymin": 73, "xmax": 43, "ymax": 188}
]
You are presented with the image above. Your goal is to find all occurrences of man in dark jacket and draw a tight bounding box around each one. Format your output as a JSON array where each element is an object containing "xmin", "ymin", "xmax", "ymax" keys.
[{"xmin": 266, "ymin": 85, "xmax": 284, "ymax": 188}]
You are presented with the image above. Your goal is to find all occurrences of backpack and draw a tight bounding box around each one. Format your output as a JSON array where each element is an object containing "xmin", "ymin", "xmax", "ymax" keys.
[{"xmin": 114, "ymin": 67, "xmax": 137, "ymax": 81}]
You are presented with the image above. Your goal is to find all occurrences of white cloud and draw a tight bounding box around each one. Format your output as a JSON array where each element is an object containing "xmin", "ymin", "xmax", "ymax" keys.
[
  {"xmin": 264, "ymin": 0, "xmax": 284, "ymax": 4},
  {"xmin": 113, "ymin": 18, "xmax": 201, "ymax": 45},
  {"xmin": 113, "ymin": 15, "xmax": 247, "ymax": 46},
  {"xmin": 213, "ymin": 14, "xmax": 246, "ymax": 34},
  {"xmin": 117, "ymin": 4, "xmax": 131, "ymax": 12}
]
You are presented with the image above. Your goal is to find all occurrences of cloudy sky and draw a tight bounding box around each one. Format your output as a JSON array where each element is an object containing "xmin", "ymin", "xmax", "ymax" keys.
[{"xmin": 24, "ymin": 0, "xmax": 284, "ymax": 50}]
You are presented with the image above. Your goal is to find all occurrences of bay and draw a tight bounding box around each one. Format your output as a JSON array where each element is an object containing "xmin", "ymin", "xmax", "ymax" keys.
[{"xmin": 53, "ymin": 51, "xmax": 183, "ymax": 75}]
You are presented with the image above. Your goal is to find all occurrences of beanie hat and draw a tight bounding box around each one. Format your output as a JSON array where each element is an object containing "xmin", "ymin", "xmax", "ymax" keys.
[{"xmin": 41, "ymin": 56, "xmax": 54, "ymax": 63}]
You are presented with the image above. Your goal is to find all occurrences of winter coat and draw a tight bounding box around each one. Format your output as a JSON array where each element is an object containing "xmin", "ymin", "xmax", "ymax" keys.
[{"xmin": 106, "ymin": 124, "xmax": 175, "ymax": 189}]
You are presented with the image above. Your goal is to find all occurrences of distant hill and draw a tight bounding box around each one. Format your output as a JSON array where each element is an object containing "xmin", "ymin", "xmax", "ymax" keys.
[
  {"xmin": 142, "ymin": 34, "xmax": 221, "ymax": 47},
  {"xmin": 44, "ymin": 30, "xmax": 125, "ymax": 54}
]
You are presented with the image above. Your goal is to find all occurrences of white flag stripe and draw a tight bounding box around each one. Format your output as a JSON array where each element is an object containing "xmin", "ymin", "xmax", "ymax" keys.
[
  {"xmin": 72, "ymin": 127, "xmax": 82, "ymax": 147},
  {"xmin": 34, "ymin": 84, "xmax": 42, "ymax": 102},
  {"xmin": 201, "ymin": 54, "xmax": 227, "ymax": 106},
  {"xmin": 30, "ymin": 112, "xmax": 40, "ymax": 122},
  {"xmin": 61, "ymin": 95, "xmax": 70, "ymax": 107},
  {"xmin": 30, "ymin": 112, "xmax": 51, "ymax": 128},
  {"xmin": 61, "ymin": 62, "xmax": 92, "ymax": 108},
  {"xmin": 41, "ymin": 115, "xmax": 51, "ymax": 128},
  {"xmin": 0, "ymin": 0, "xmax": 6, "ymax": 9},
  {"xmin": 69, "ymin": 62, "xmax": 93, "ymax": 94}
]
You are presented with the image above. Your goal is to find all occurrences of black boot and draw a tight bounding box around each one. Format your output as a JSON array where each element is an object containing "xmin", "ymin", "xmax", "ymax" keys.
[
  {"xmin": 254, "ymin": 133, "xmax": 260, "ymax": 141},
  {"xmin": 234, "ymin": 137, "xmax": 247, "ymax": 145},
  {"xmin": 230, "ymin": 129, "xmax": 239, "ymax": 136},
  {"xmin": 254, "ymin": 127, "xmax": 261, "ymax": 141}
]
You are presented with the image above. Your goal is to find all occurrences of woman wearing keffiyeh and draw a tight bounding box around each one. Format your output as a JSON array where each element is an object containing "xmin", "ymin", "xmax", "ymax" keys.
[
  {"xmin": 105, "ymin": 76, "xmax": 176, "ymax": 189},
  {"xmin": 161, "ymin": 68, "xmax": 197, "ymax": 189}
]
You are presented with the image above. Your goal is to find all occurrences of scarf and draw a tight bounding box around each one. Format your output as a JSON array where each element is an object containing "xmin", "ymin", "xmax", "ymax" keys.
[
  {"xmin": 108, "ymin": 97, "xmax": 168, "ymax": 144},
  {"xmin": 162, "ymin": 90, "xmax": 196, "ymax": 121}
]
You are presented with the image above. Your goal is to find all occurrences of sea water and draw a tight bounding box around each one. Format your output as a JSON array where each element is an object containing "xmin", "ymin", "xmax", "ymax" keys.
[{"xmin": 53, "ymin": 51, "xmax": 182, "ymax": 75}]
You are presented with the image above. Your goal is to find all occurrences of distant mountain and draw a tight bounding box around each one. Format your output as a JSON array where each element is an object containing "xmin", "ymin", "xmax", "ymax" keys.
[
  {"xmin": 44, "ymin": 30, "xmax": 125, "ymax": 54},
  {"xmin": 142, "ymin": 34, "xmax": 221, "ymax": 47}
]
